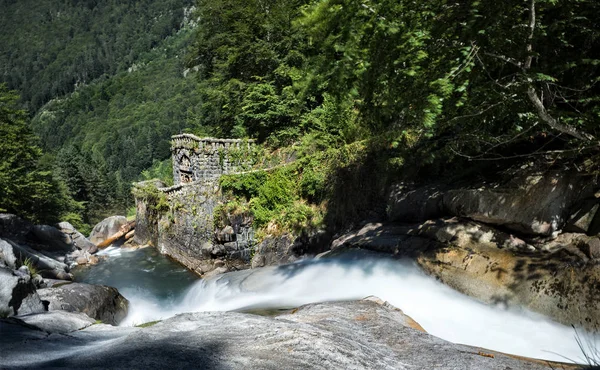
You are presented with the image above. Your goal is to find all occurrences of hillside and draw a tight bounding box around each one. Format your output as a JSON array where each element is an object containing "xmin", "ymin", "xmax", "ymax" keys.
[{"xmin": 0, "ymin": 0, "xmax": 201, "ymax": 226}]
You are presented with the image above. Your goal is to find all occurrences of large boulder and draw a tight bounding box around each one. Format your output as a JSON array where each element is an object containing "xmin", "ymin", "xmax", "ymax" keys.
[
  {"xmin": 37, "ymin": 282, "xmax": 128, "ymax": 325},
  {"xmin": 58, "ymin": 222, "xmax": 97, "ymax": 254},
  {"xmin": 30, "ymin": 225, "xmax": 74, "ymax": 253},
  {"xmin": 441, "ymin": 172, "xmax": 592, "ymax": 236},
  {"xmin": 0, "ymin": 299, "xmax": 553, "ymax": 369},
  {"xmin": 250, "ymin": 234, "xmax": 297, "ymax": 268},
  {"xmin": 1, "ymin": 238, "xmax": 72, "ymax": 280},
  {"xmin": 89, "ymin": 216, "xmax": 128, "ymax": 245},
  {"xmin": 0, "ymin": 238, "xmax": 17, "ymax": 269},
  {"xmin": 0, "ymin": 213, "xmax": 33, "ymax": 241},
  {"xmin": 0, "ymin": 267, "xmax": 45, "ymax": 317}
]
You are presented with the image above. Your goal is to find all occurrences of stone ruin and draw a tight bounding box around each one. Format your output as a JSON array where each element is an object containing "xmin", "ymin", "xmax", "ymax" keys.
[
  {"xmin": 171, "ymin": 134, "xmax": 256, "ymax": 185},
  {"xmin": 134, "ymin": 134, "xmax": 258, "ymax": 276}
]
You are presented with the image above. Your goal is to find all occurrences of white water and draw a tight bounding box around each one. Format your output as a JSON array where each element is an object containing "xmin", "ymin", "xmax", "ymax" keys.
[{"xmin": 115, "ymin": 251, "xmax": 597, "ymax": 363}]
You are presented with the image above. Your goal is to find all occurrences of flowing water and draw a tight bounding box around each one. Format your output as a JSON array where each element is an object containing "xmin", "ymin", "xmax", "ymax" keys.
[{"xmin": 75, "ymin": 247, "xmax": 598, "ymax": 363}]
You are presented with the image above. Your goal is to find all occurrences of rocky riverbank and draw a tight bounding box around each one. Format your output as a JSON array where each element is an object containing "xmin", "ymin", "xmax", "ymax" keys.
[{"xmin": 0, "ymin": 213, "xmax": 129, "ymax": 323}]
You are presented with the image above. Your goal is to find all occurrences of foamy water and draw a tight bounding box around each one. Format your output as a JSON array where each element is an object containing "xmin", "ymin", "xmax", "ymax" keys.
[{"xmin": 96, "ymin": 250, "xmax": 597, "ymax": 363}]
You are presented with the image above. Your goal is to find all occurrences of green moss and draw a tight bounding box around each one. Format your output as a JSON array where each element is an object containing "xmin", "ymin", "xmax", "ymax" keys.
[{"xmin": 135, "ymin": 320, "xmax": 161, "ymax": 328}]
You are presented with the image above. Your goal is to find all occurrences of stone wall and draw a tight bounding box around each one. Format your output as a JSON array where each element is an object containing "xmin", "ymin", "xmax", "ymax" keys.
[{"xmin": 171, "ymin": 134, "xmax": 256, "ymax": 185}]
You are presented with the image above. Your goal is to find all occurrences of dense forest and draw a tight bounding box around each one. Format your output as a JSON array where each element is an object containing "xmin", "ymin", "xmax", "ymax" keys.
[{"xmin": 1, "ymin": 0, "xmax": 599, "ymax": 233}]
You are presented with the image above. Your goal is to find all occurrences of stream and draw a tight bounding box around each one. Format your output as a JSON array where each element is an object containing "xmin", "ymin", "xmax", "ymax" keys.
[{"xmin": 74, "ymin": 246, "xmax": 598, "ymax": 364}]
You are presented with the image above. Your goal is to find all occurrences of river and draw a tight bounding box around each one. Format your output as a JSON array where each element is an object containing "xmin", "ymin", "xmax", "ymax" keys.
[{"xmin": 74, "ymin": 246, "xmax": 597, "ymax": 363}]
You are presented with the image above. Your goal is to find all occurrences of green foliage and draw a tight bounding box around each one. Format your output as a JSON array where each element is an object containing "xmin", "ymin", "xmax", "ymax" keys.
[
  {"xmin": 132, "ymin": 184, "xmax": 170, "ymax": 216},
  {"xmin": 20, "ymin": 258, "xmax": 38, "ymax": 277},
  {"xmin": 0, "ymin": 0, "xmax": 194, "ymax": 113},
  {"xmin": 220, "ymin": 166, "xmax": 322, "ymax": 232},
  {"xmin": 0, "ymin": 84, "xmax": 83, "ymax": 224},
  {"xmin": 135, "ymin": 320, "xmax": 161, "ymax": 328},
  {"xmin": 140, "ymin": 159, "xmax": 174, "ymax": 187}
]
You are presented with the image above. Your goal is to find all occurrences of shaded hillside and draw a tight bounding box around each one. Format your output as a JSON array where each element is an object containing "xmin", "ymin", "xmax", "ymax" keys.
[{"xmin": 0, "ymin": 0, "xmax": 194, "ymax": 112}]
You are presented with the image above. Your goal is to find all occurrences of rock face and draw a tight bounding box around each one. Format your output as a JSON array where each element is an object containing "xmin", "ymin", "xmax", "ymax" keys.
[
  {"xmin": 135, "ymin": 181, "xmax": 253, "ymax": 277},
  {"xmin": 251, "ymin": 234, "xmax": 297, "ymax": 268},
  {"xmin": 0, "ymin": 299, "xmax": 553, "ymax": 369},
  {"xmin": 333, "ymin": 220, "xmax": 600, "ymax": 331},
  {"xmin": 58, "ymin": 222, "xmax": 97, "ymax": 254},
  {"xmin": 0, "ymin": 267, "xmax": 45, "ymax": 317},
  {"xmin": 89, "ymin": 216, "xmax": 128, "ymax": 245},
  {"xmin": 37, "ymin": 283, "xmax": 129, "ymax": 325},
  {"xmin": 388, "ymin": 171, "xmax": 592, "ymax": 236}
]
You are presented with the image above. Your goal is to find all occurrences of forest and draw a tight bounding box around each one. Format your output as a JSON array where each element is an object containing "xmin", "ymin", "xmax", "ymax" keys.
[{"xmin": 1, "ymin": 0, "xmax": 599, "ymax": 233}]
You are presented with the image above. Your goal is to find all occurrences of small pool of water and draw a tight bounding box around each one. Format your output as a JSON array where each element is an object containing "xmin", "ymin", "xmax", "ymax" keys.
[{"xmin": 73, "ymin": 246, "xmax": 199, "ymax": 325}]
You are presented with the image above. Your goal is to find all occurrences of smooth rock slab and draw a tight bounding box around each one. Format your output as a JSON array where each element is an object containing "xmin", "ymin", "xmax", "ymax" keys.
[
  {"xmin": 0, "ymin": 299, "xmax": 556, "ymax": 369},
  {"xmin": 13, "ymin": 310, "xmax": 96, "ymax": 334}
]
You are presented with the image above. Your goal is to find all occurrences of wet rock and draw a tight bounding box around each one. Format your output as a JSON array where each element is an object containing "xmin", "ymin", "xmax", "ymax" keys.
[
  {"xmin": 0, "ymin": 267, "xmax": 45, "ymax": 317},
  {"xmin": 89, "ymin": 216, "xmax": 128, "ymax": 245},
  {"xmin": 37, "ymin": 283, "xmax": 128, "ymax": 325},
  {"xmin": 203, "ymin": 266, "xmax": 228, "ymax": 279},
  {"xmin": 0, "ymin": 299, "xmax": 553, "ymax": 369}
]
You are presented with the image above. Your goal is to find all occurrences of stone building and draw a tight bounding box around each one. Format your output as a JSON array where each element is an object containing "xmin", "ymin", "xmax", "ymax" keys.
[{"xmin": 171, "ymin": 134, "xmax": 256, "ymax": 185}]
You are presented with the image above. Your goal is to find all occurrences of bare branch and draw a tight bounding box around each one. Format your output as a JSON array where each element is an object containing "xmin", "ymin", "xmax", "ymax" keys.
[
  {"xmin": 521, "ymin": 0, "xmax": 594, "ymax": 142},
  {"xmin": 527, "ymin": 87, "xmax": 594, "ymax": 141},
  {"xmin": 483, "ymin": 52, "xmax": 522, "ymax": 68}
]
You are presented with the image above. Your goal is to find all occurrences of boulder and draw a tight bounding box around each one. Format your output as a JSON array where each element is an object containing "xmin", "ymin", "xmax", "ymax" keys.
[
  {"xmin": 89, "ymin": 216, "xmax": 128, "ymax": 245},
  {"xmin": 0, "ymin": 238, "xmax": 17, "ymax": 269},
  {"xmin": 58, "ymin": 222, "xmax": 97, "ymax": 254},
  {"xmin": 0, "ymin": 299, "xmax": 555, "ymax": 369},
  {"xmin": 441, "ymin": 172, "xmax": 591, "ymax": 236},
  {"xmin": 250, "ymin": 234, "xmax": 298, "ymax": 268},
  {"xmin": 13, "ymin": 310, "xmax": 96, "ymax": 334},
  {"xmin": 0, "ymin": 267, "xmax": 46, "ymax": 317},
  {"xmin": 0, "ymin": 213, "xmax": 33, "ymax": 241},
  {"xmin": 30, "ymin": 225, "xmax": 74, "ymax": 253},
  {"xmin": 37, "ymin": 282, "xmax": 128, "ymax": 325},
  {"xmin": 1, "ymin": 238, "xmax": 72, "ymax": 280}
]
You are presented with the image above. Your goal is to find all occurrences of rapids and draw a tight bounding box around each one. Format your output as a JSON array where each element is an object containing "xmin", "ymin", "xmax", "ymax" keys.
[{"xmin": 75, "ymin": 247, "xmax": 598, "ymax": 363}]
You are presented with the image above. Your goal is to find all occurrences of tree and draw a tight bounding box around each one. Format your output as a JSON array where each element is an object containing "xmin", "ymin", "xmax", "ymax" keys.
[{"xmin": 0, "ymin": 84, "xmax": 81, "ymax": 224}]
